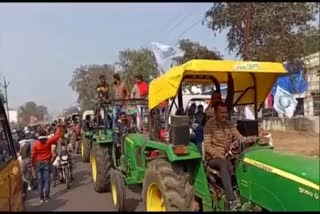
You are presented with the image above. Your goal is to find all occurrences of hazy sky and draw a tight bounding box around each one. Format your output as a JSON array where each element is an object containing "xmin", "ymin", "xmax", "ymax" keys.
[{"xmin": 0, "ymin": 3, "xmax": 236, "ymax": 115}]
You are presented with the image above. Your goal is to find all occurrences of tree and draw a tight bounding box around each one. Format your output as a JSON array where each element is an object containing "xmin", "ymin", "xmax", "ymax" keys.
[
  {"xmin": 172, "ymin": 39, "xmax": 223, "ymax": 65},
  {"xmin": 18, "ymin": 101, "xmax": 48, "ymax": 126},
  {"xmin": 69, "ymin": 64, "xmax": 115, "ymax": 111},
  {"xmin": 172, "ymin": 39, "xmax": 223, "ymax": 94},
  {"xmin": 305, "ymin": 29, "xmax": 320, "ymax": 56},
  {"xmin": 203, "ymin": 3, "xmax": 319, "ymax": 64},
  {"xmin": 117, "ymin": 48, "xmax": 159, "ymax": 89}
]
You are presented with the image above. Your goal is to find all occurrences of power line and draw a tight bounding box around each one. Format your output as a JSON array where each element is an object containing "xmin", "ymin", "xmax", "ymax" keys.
[
  {"xmin": 166, "ymin": 10, "xmax": 194, "ymax": 34},
  {"xmin": 159, "ymin": 9, "xmax": 186, "ymax": 34},
  {"xmin": 170, "ymin": 16, "xmax": 203, "ymax": 45}
]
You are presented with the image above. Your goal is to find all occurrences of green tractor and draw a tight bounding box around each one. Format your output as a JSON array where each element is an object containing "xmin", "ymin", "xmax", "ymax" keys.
[
  {"xmin": 109, "ymin": 59, "xmax": 319, "ymax": 212},
  {"xmin": 90, "ymin": 105, "xmax": 113, "ymax": 193},
  {"xmin": 81, "ymin": 110, "xmax": 94, "ymax": 162}
]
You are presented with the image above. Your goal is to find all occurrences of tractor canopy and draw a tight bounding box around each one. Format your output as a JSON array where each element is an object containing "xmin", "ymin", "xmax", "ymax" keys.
[
  {"xmin": 243, "ymin": 149, "xmax": 319, "ymax": 191},
  {"xmin": 148, "ymin": 59, "xmax": 288, "ymax": 110}
]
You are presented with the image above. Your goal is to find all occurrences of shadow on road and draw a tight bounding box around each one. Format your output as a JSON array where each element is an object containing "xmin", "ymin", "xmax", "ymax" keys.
[
  {"xmin": 25, "ymin": 198, "xmax": 67, "ymax": 211},
  {"xmin": 127, "ymin": 184, "xmax": 142, "ymax": 195},
  {"xmin": 126, "ymin": 198, "xmax": 141, "ymax": 211}
]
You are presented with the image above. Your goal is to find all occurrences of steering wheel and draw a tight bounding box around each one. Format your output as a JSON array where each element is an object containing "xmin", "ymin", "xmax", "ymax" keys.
[{"xmin": 227, "ymin": 138, "xmax": 271, "ymax": 166}]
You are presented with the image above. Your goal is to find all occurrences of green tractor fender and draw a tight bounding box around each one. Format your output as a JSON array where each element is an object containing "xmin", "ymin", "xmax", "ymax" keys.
[
  {"xmin": 92, "ymin": 129, "xmax": 113, "ymax": 145},
  {"xmin": 236, "ymin": 148, "xmax": 320, "ymax": 211},
  {"xmin": 83, "ymin": 131, "xmax": 93, "ymax": 138},
  {"xmin": 122, "ymin": 134, "xmax": 203, "ymax": 184}
]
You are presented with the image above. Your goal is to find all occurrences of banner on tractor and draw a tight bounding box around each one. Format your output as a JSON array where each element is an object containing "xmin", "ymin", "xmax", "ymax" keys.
[{"xmin": 273, "ymin": 85, "xmax": 298, "ymax": 118}]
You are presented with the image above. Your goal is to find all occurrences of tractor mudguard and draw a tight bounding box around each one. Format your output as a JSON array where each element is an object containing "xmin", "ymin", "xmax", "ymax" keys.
[
  {"xmin": 236, "ymin": 148, "xmax": 320, "ymax": 211},
  {"xmin": 92, "ymin": 129, "xmax": 113, "ymax": 145},
  {"xmin": 84, "ymin": 131, "xmax": 92, "ymax": 138},
  {"xmin": 123, "ymin": 134, "xmax": 202, "ymax": 185}
]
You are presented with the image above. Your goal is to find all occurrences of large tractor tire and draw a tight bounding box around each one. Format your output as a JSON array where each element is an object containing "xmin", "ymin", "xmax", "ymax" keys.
[
  {"xmin": 110, "ymin": 169, "xmax": 126, "ymax": 212},
  {"xmin": 142, "ymin": 159, "xmax": 194, "ymax": 211},
  {"xmin": 81, "ymin": 137, "xmax": 91, "ymax": 162},
  {"xmin": 90, "ymin": 144, "xmax": 111, "ymax": 193}
]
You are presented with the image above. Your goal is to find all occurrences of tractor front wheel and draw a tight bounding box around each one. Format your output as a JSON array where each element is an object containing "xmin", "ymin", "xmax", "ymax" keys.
[
  {"xmin": 110, "ymin": 169, "xmax": 126, "ymax": 211},
  {"xmin": 90, "ymin": 144, "xmax": 111, "ymax": 193},
  {"xmin": 142, "ymin": 159, "xmax": 194, "ymax": 211},
  {"xmin": 81, "ymin": 137, "xmax": 91, "ymax": 162}
]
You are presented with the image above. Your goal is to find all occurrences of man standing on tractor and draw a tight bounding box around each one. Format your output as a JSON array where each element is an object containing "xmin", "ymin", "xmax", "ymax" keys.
[
  {"xmin": 31, "ymin": 124, "xmax": 61, "ymax": 203},
  {"xmin": 96, "ymin": 74, "xmax": 110, "ymax": 103},
  {"xmin": 112, "ymin": 73, "xmax": 128, "ymax": 129},
  {"xmin": 130, "ymin": 74, "xmax": 148, "ymax": 132},
  {"xmin": 113, "ymin": 111, "xmax": 129, "ymax": 165},
  {"xmin": 203, "ymin": 101, "xmax": 269, "ymax": 210}
]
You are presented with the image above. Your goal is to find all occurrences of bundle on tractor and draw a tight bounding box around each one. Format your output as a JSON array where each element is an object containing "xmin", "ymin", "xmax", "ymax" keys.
[{"xmin": 89, "ymin": 59, "xmax": 319, "ymax": 212}]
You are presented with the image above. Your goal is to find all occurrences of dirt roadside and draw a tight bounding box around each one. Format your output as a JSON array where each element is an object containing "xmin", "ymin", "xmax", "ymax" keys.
[{"xmin": 271, "ymin": 130, "xmax": 319, "ymax": 157}]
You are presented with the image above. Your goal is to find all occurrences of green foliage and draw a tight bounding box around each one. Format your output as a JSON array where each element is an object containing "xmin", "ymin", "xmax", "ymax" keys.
[
  {"xmin": 116, "ymin": 48, "xmax": 159, "ymax": 89},
  {"xmin": 69, "ymin": 64, "xmax": 115, "ymax": 111},
  {"xmin": 204, "ymin": 3, "xmax": 319, "ymax": 63},
  {"xmin": 18, "ymin": 101, "xmax": 48, "ymax": 126},
  {"xmin": 172, "ymin": 39, "xmax": 223, "ymax": 65},
  {"xmin": 305, "ymin": 29, "xmax": 320, "ymax": 55},
  {"xmin": 172, "ymin": 39, "xmax": 223, "ymax": 94}
]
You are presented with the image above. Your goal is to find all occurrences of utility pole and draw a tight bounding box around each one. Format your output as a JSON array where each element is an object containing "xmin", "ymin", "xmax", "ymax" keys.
[
  {"xmin": 244, "ymin": 3, "xmax": 252, "ymax": 61},
  {"xmin": 2, "ymin": 77, "xmax": 10, "ymax": 121}
]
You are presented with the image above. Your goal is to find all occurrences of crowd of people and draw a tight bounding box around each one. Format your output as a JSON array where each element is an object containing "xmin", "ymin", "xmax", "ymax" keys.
[{"xmin": 14, "ymin": 117, "xmax": 81, "ymax": 203}]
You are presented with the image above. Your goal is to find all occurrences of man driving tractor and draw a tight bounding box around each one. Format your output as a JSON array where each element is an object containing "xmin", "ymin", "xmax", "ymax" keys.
[{"xmin": 203, "ymin": 101, "xmax": 269, "ymax": 210}]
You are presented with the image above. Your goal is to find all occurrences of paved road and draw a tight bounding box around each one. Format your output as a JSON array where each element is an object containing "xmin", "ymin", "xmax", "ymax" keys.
[{"xmin": 25, "ymin": 155, "xmax": 144, "ymax": 211}]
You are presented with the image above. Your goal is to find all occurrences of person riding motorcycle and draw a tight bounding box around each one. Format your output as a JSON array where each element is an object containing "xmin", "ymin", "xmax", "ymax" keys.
[{"xmin": 52, "ymin": 132, "xmax": 74, "ymax": 187}]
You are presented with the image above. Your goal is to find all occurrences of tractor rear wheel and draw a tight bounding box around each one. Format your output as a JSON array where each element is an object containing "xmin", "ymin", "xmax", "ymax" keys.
[
  {"xmin": 81, "ymin": 137, "xmax": 91, "ymax": 162},
  {"xmin": 90, "ymin": 144, "xmax": 111, "ymax": 193},
  {"xmin": 110, "ymin": 169, "xmax": 126, "ymax": 211},
  {"xmin": 142, "ymin": 159, "xmax": 194, "ymax": 211}
]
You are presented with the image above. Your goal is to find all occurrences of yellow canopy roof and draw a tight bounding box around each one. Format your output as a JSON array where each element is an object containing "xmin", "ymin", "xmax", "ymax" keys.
[{"xmin": 148, "ymin": 59, "xmax": 288, "ymax": 110}]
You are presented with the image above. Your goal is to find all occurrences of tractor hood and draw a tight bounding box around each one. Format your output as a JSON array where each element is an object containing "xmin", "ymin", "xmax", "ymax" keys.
[{"xmin": 242, "ymin": 149, "xmax": 319, "ymax": 191}]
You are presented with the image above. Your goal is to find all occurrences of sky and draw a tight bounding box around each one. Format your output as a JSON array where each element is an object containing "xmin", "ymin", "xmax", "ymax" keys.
[{"xmin": 0, "ymin": 3, "xmax": 236, "ymax": 116}]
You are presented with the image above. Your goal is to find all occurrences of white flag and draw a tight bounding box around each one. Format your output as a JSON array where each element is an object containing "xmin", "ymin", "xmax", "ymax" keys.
[
  {"xmin": 273, "ymin": 86, "xmax": 298, "ymax": 118},
  {"xmin": 150, "ymin": 42, "xmax": 184, "ymax": 68}
]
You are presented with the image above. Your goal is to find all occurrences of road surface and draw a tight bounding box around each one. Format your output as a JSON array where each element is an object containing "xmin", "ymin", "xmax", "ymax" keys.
[{"xmin": 25, "ymin": 155, "xmax": 144, "ymax": 211}]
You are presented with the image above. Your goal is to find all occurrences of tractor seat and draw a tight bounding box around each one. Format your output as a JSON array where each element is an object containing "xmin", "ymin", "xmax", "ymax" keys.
[{"xmin": 201, "ymin": 144, "xmax": 235, "ymax": 178}]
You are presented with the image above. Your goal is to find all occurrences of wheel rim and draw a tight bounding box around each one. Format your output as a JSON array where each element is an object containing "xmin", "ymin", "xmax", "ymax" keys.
[
  {"xmin": 91, "ymin": 155, "xmax": 97, "ymax": 183},
  {"xmin": 111, "ymin": 182, "xmax": 117, "ymax": 206},
  {"xmin": 81, "ymin": 142, "xmax": 84, "ymax": 157},
  {"xmin": 146, "ymin": 183, "xmax": 166, "ymax": 211}
]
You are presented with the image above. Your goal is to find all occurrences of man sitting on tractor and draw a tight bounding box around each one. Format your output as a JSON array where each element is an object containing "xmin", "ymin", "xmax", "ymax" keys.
[
  {"xmin": 204, "ymin": 90, "xmax": 222, "ymax": 120},
  {"xmin": 203, "ymin": 101, "xmax": 269, "ymax": 210},
  {"xmin": 113, "ymin": 111, "xmax": 129, "ymax": 163}
]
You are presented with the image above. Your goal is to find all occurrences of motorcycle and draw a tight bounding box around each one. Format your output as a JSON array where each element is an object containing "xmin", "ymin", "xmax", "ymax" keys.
[{"xmin": 57, "ymin": 141, "xmax": 72, "ymax": 189}]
